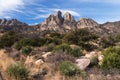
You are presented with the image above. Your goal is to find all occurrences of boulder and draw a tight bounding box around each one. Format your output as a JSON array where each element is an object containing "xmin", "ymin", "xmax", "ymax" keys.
[
  {"xmin": 98, "ymin": 55, "xmax": 103, "ymax": 65},
  {"xmin": 35, "ymin": 59, "xmax": 44, "ymax": 66},
  {"xmin": 75, "ymin": 58, "xmax": 90, "ymax": 70},
  {"xmin": 41, "ymin": 52, "xmax": 52, "ymax": 59},
  {"xmin": 85, "ymin": 51, "xmax": 98, "ymax": 59}
]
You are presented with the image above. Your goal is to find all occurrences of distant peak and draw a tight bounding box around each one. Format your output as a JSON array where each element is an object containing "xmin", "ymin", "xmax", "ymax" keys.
[
  {"xmin": 56, "ymin": 11, "xmax": 62, "ymax": 15},
  {"xmin": 64, "ymin": 12, "xmax": 75, "ymax": 22}
]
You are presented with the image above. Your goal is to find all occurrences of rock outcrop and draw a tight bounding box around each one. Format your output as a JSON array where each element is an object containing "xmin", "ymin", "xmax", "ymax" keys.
[
  {"xmin": 63, "ymin": 12, "xmax": 76, "ymax": 31},
  {"xmin": 76, "ymin": 18, "xmax": 98, "ymax": 29},
  {"xmin": 40, "ymin": 11, "xmax": 64, "ymax": 32},
  {"xmin": 40, "ymin": 11, "xmax": 76, "ymax": 32}
]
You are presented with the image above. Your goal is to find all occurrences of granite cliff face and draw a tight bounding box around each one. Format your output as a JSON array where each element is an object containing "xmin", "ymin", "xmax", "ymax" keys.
[
  {"xmin": 39, "ymin": 11, "xmax": 77, "ymax": 32},
  {"xmin": 40, "ymin": 11, "xmax": 63, "ymax": 32},
  {"xmin": 39, "ymin": 11, "xmax": 100, "ymax": 33}
]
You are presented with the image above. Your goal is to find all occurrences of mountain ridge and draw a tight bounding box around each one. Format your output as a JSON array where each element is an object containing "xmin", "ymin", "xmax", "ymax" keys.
[{"xmin": 0, "ymin": 11, "xmax": 120, "ymax": 36}]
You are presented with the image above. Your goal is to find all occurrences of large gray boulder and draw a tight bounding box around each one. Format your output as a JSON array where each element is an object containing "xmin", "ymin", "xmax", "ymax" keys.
[{"xmin": 75, "ymin": 58, "xmax": 90, "ymax": 70}]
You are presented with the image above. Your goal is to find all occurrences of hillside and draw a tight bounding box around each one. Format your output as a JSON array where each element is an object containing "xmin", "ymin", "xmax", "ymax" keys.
[{"xmin": 0, "ymin": 11, "xmax": 120, "ymax": 80}]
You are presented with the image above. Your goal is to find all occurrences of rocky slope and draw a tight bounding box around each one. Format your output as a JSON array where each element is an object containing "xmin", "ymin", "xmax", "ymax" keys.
[{"xmin": 0, "ymin": 19, "xmax": 33, "ymax": 33}]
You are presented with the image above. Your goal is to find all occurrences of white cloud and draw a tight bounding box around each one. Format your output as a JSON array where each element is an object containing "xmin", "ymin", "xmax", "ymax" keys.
[
  {"xmin": 70, "ymin": 0, "xmax": 120, "ymax": 4},
  {"xmin": 0, "ymin": 0, "xmax": 24, "ymax": 16},
  {"xmin": 4, "ymin": 16, "xmax": 11, "ymax": 19},
  {"xmin": 29, "ymin": 22, "xmax": 39, "ymax": 25},
  {"xmin": 35, "ymin": 8, "xmax": 80, "ymax": 19},
  {"xmin": 52, "ymin": 9, "xmax": 80, "ymax": 17},
  {"xmin": 0, "ymin": 0, "xmax": 47, "ymax": 19},
  {"xmin": 34, "ymin": 14, "xmax": 50, "ymax": 19}
]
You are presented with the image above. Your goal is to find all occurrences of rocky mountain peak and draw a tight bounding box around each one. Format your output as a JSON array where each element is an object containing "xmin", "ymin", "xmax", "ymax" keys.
[
  {"xmin": 55, "ymin": 11, "xmax": 63, "ymax": 24},
  {"xmin": 0, "ymin": 18, "xmax": 27, "ymax": 26},
  {"xmin": 64, "ymin": 12, "xmax": 75, "ymax": 22},
  {"xmin": 0, "ymin": 18, "xmax": 32, "ymax": 33},
  {"xmin": 56, "ymin": 11, "xmax": 62, "ymax": 18},
  {"xmin": 0, "ymin": 18, "xmax": 7, "ymax": 25},
  {"xmin": 77, "ymin": 18, "xmax": 98, "ymax": 28}
]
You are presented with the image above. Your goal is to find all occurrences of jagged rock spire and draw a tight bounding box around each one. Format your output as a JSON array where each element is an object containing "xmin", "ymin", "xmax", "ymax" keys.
[
  {"xmin": 56, "ymin": 11, "xmax": 63, "ymax": 24},
  {"xmin": 64, "ymin": 12, "xmax": 75, "ymax": 22}
]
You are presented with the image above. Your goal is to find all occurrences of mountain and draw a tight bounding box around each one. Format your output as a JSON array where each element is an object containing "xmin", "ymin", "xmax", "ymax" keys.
[
  {"xmin": 0, "ymin": 19, "xmax": 33, "ymax": 33},
  {"xmin": 36, "ymin": 11, "xmax": 120, "ymax": 36},
  {"xmin": 0, "ymin": 11, "xmax": 120, "ymax": 36}
]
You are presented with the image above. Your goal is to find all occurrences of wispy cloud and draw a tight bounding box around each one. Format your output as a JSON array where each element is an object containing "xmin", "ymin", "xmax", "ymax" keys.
[
  {"xmin": 0, "ymin": 0, "xmax": 24, "ymax": 17},
  {"xmin": 70, "ymin": 0, "xmax": 120, "ymax": 4},
  {"xmin": 0, "ymin": 0, "xmax": 44, "ymax": 18},
  {"xmin": 34, "ymin": 8, "xmax": 80, "ymax": 19},
  {"xmin": 34, "ymin": 13, "xmax": 50, "ymax": 19},
  {"xmin": 51, "ymin": 9, "xmax": 80, "ymax": 16}
]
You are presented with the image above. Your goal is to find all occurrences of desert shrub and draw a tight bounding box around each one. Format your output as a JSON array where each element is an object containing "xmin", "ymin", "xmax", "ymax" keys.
[
  {"xmin": 101, "ymin": 36, "xmax": 116, "ymax": 48},
  {"xmin": 89, "ymin": 56, "xmax": 98, "ymax": 67},
  {"xmin": 80, "ymin": 43, "xmax": 96, "ymax": 51},
  {"xmin": 32, "ymin": 38, "xmax": 47, "ymax": 47},
  {"xmin": 46, "ymin": 52, "xmax": 75, "ymax": 72},
  {"xmin": 101, "ymin": 46, "xmax": 120, "ymax": 69},
  {"xmin": 70, "ymin": 46, "xmax": 82, "ymax": 57},
  {"xmin": 47, "ymin": 43, "xmax": 55, "ymax": 51},
  {"xmin": 59, "ymin": 61, "xmax": 80, "ymax": 76},
  {"xmin": 48, "ymin": 32, "xmax": 64, "ymax": 39},
  {"xmin": 16, "ymin": 38, "xmax": 47, "ymax": 50},
  {"xmin": 0, "ymin": 31, "xmax": 19, "ymax": 48},
  {"xmin": 16, "ymin": 38, "xmax": 34, "ymax": 50},
  {"xmin": 55, "ymin": 43, "xmax": 72, "ymax": 53},
  {"xmin": 21, "ymin": 46, "xmax": 33, "ymax": 55},
  {"xmin": 115, "ymin": 33, "xmax": 120, "ymax": 42},
  {"xmin": 54, "ymin": 44, "xmax": 83, "ymax": 57},
  {"xmin": 63, "ymin": 29, "xmax": 99, "ymax": 51},
  {"xmin": 44, "ymin": 33, "xmax": 63, "ymax": 45},
  {"xmin": 52, "ymin": 37, "xmax": 62, "ymax": 45},
  {"xmin": 7, "ymin": 63, "xmax": 29, "ymax": 80}
]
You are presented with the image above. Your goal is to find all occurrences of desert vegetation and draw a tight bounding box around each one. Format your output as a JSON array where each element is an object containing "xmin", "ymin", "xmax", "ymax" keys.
[{"xmin": 0, "ymin": 29, "xmax": 120, "ymax": 80}]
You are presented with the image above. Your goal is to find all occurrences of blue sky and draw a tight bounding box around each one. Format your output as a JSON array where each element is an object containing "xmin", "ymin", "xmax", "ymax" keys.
[{"xmin": 0, "ymin": 0, "xmax": 120, "ymax": 24}]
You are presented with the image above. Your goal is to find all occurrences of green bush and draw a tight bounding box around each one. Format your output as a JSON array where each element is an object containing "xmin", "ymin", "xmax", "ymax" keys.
[
  {"xmin": 101, "ymin": 46, "xmax": 120, "ymax": 69},
  {"xmin": 63, "ymin": 29, "xmax": 99, "ymax": 51},
  {"xmin": 21, "ymin": 46, "xmax": 33, "ymax": 55},
  {"xmin": 59, "ymin": 61, "xmax": 80, "ymax": 76},
  {"xmin": 101, "ymin": 36, "xmax": 116, "ymax": 48},
  {"xmin": 16, "ymin": 38, "xmax": 47, "ymax": 50},
  {"xmin": 16, "ymin": 38, "xmax": 34, "ymax": 50},
  {"xmin": 52, "ymin": 37, "xmax": 62, "ymax": 45},
  {"xmin": 7, "ymin": 63, "xmax": 29, "ymax": 80},
  {"xmin": 55, "ymin": 43, "xmax": 72, "ymax": 53},
  {"xmin": 89, "ymin": 56, "xmax": 98, "ymax": 67},
  {"xmin": 47, "ymin": 43, "xmax": 55, "ymax": 51},
  {"xmin": 0, "ymin": 31, "xmax": 19, "ymax": 48},
  {"xmin": 70, "ymin": 46, "xmax": 82, "ymax": 57}
]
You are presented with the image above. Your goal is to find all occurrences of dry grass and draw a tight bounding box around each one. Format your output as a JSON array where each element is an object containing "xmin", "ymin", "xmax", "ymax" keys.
[
  {"xmin": 0, "ymin": 49, "xmax": 15, "ymax": 80},
  {"xmin": 0, "ymin": 49, "xmax": 15, "ymax": 71}
]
